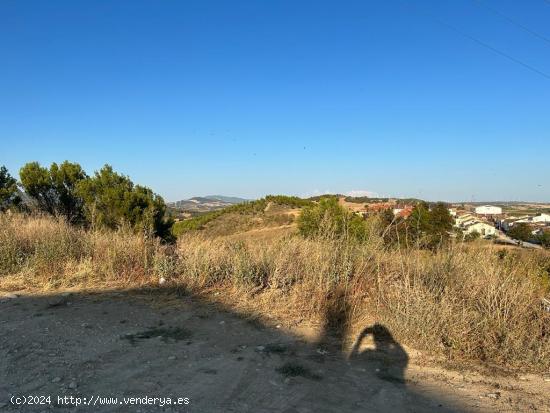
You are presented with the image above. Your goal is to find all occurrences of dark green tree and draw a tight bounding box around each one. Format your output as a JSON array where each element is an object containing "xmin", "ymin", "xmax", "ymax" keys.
[
  {"xmin": 429, "ymin": 202, "xmax": 454, "ymax": 236},
  {"xmin": 76, "ymin": 165, "xmax": 172, "ymax": 239},
  {"xmin": 537, "ymin": 230, "xmax": 550, "ymax": 248},
  {"xmin": 409, "ymin": 202, "xmax": 453, "ymax": 248},
  {"xmin": 19, "ymin": 161, "xmax": 87, "ymax": 222},
  {"xmin": 408, "ymin": 201, "xmax": 431, "ymax": 240},
  {"xmin": 509, "ymin": 223, "xmax": 532, "ymax": 243},
  {"xmin": 0, "ymin": 166, "xmax": 21, "ymax": 211}
]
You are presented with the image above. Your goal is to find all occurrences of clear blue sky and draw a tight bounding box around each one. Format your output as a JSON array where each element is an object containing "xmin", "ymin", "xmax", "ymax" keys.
[{"xmin": 1, "ymin": 0, "xmax": 549, "ymax": 202}]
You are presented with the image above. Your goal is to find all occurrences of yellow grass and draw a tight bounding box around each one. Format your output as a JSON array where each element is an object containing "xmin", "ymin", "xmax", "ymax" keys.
[{"xmin": 1, "ymin": 213, "xmax": 549, "ymax": 372}]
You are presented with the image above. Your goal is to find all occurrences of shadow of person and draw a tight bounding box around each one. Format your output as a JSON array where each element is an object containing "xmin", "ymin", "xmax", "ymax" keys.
[{"xmin": 349, "ymin": 323, "xmax": 409, "ymax": 385}]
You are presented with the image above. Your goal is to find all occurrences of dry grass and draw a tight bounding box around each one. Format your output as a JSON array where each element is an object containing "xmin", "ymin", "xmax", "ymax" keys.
[
  {"xmin": 1, "ymin": 213, "xmax": 549, "ymax": 372},
  {"xmin": 0, "ymin": 213, "xmax": 162, "ymax": 289}
]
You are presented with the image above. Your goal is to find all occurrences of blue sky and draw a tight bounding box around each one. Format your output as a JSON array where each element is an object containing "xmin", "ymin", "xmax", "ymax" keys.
[{"xmin": 1, "ymin": 0, "xmax": 549, "ymax": 202}]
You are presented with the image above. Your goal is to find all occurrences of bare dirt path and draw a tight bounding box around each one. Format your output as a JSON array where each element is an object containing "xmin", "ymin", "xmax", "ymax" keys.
[{"xmin": 1, "ymin": 290, "xmax": 548, "ymax": 413}]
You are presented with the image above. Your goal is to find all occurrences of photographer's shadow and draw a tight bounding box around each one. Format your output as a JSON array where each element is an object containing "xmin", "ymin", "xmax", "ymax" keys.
[{"xmin": 349, "ymin": 323, "xmax": 409, "ymax": 385}]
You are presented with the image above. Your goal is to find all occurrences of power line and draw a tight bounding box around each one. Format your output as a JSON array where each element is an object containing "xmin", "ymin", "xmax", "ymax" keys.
[
  {"xmin": 407, "ymin": 2, "xmax": 550, "ymax": 80},
  {"xmin": 444, "ymin": 22, "xmax": 550, "ymax": 80},
  {"xmin": 471, "ymin": 0, "xmax": 550, "ymax": 46}
]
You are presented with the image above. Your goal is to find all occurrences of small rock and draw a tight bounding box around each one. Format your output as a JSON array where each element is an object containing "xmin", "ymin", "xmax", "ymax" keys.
[
  {"xmin": 159, "ymin": 277, "xmax": 166, "ymax": 285},
  {"xmin": 5, "ymin": 293, "xmax": 18, "ymax": 299},
  {"xmin": 276, "ymin": 324, "xmax": 282, "ymax": 329},
  {"xmin": 168, "ymin": 356, "xmax": 176, "ymax": 360},
  {"xmin": 52, "ymin": 377, "xmax": 62, "ymax": 383},
  {"xmin": 256, "ymin": 345, "xmax": 265, "ymax": 352},
  {"xmin": 68, "ymin": 381, "xmax": 77, "ymax": 389},
  {"xmin": 486, "ymin": 392, "xmax": 500, "ymax": 399},
  {"xmin": 219, "ymin": 321, "xmax": 225, "ymax": 325}
]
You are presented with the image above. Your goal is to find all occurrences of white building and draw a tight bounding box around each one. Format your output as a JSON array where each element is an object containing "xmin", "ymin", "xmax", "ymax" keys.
[
  {"xmin": 455, "ymin": 214, "xmax": 475, "ymax": 227},
  {"xmin": 463, "ymin": 221, "xmax": 497, "ymax": 237},
  {"xmin": 532, "ymin": 213, "xmax": 550, "ymax": 223},
  {"xmin": 508, "ymin": 214, "xmax": 550, "ymax": 227},
  {"xmin": 475, "ymin": 205, "xmax": 502, "ymax": 215}
]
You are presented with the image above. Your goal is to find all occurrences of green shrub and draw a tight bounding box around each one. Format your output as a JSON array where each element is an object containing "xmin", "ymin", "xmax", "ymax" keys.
[{"xmin": 298, "ymin": 197, "xmax": 370, "ymax": 242}]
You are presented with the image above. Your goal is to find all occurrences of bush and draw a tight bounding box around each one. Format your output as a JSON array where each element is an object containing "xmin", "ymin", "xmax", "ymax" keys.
[
  {"xmin": 298, "ymin": 197, "xmax": 370, "ymax": 242},
  {"xmin": 537, "ymin": 230, "xmax": 550, "ymax": 248},
  {"xmin": 19, "ymin": 162, "xmax": 173, "ymax": 241},
  {"xmin": 408, "ymin": 202, "xmax": 453, "ymax": 249},
  {"xmin": 76, "ymin": 165, "xmax": 172, "ymax": 239},
  {"xmin": 509, "ymin": 223, "xmax": 533, "ymax": 243},
  {"xmin": 19, "ymin": 161, "xmax": 87, "ymax": 223}
]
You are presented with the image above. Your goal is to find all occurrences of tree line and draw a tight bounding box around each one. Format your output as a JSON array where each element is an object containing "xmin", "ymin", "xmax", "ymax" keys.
[{"xmin": 0, "ymin": 162, "xmax": 172, "ymax": 240}]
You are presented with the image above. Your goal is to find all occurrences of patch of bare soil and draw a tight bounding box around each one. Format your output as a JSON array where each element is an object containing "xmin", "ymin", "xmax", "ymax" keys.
[
  {"xmin": 220, "ymin": 224, "xmax": 296, "ymax": 243},
  {"xmin": 1, "ymin": 289, "xmax": 549, "ymax": 412}
]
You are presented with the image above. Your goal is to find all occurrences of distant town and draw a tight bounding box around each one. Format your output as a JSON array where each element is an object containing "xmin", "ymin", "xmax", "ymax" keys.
[{"xmin": 345, "ymin": 198, "xmax": 550, "ymax": 248}]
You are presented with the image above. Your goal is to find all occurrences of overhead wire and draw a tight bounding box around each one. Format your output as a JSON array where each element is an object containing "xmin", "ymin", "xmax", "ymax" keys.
[
  {"xmin": 471, "ymin": 0, "xmax": 550, "ymax": 46},
  {"xmin": 404, "ymin": 1, "xmax": 550, "ymax": 80}
]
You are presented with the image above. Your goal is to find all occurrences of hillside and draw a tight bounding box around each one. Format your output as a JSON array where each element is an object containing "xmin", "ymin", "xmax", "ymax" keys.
[
  {"xmin": 171, "ymin": 195, "xmax": 309, "ymax": 237},
  {"xmin": 168, "ymin": 195, "xmax": 250, "ymax": 213}
]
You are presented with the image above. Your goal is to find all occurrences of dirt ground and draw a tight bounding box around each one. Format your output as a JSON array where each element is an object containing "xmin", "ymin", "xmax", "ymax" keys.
[{"xmin": 1, "ymin": 289, "xmax": 549, "ymax": 413}]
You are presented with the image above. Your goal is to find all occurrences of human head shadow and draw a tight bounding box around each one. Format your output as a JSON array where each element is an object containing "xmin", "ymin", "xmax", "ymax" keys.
[
  {"xmin": 349, "ymin": 323, "xmax": 409, "ymax": 385},
  {"xmin": 315, "ymin": 291, "xmax": 408, "ymax": 386}
]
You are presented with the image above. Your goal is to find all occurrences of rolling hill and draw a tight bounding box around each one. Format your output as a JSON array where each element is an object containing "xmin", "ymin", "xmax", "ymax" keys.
[{"xmin": 168, "ymin": 195, "xmax": 250, "ymax": 213}]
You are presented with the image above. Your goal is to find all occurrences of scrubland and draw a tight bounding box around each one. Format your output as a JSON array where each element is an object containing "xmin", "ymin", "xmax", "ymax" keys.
[{"xmin": 1, "ymin": 212, "xmax": 549, "ymax": 372}]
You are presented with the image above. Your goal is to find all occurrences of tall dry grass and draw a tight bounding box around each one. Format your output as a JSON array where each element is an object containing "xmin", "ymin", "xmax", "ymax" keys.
[
  {"xmin": 1, "ymin": 212, "xmax": 549, "ymax": 371},
  {"xmin": 175, "ymin": 234, "xmax": 550, "ymax": 371},
  {"xmin": 0, "ymin": 213, "xmax": 163, "ymax": 289}
]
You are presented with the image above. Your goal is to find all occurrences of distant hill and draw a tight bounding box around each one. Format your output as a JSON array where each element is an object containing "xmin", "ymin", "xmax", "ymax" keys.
[
  {"xmin": 168, "ymin": 195, "xmax": 251, "ymax": 213},
  {"xmin": 204, "ymin": 195, "xmax": 251, "ymax": 204}
]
